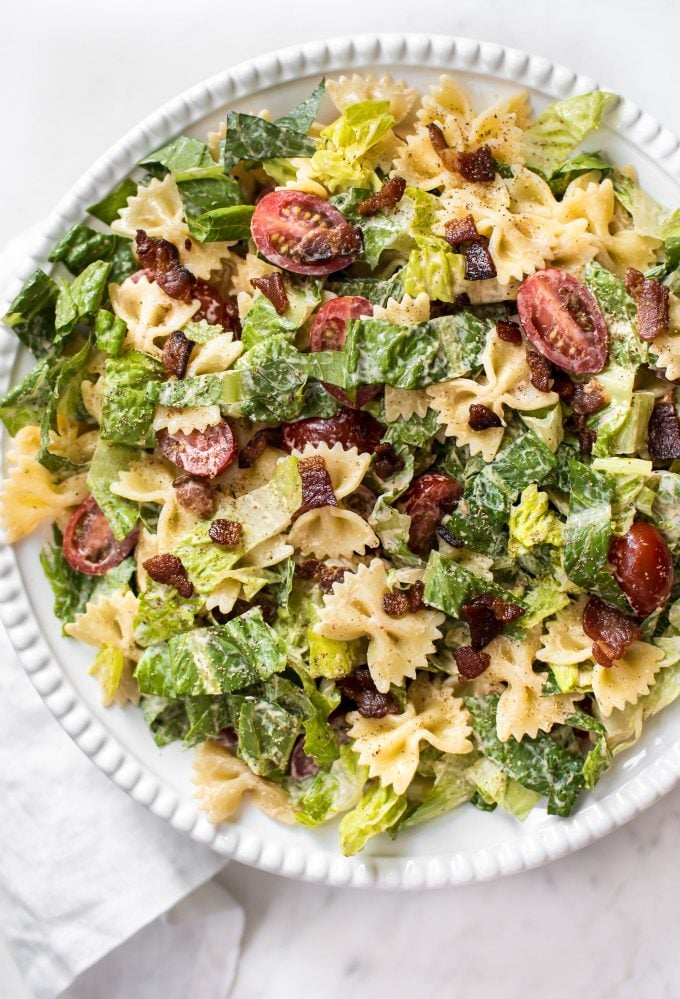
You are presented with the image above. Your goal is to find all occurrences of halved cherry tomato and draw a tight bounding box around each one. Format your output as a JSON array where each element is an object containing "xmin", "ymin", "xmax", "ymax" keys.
[
  {"xmin": 63, "ymin": 497, "xmax": 139, "ymax": 576},
  {"xmin": 157, "ymin": 421, "xmax": 237, "ymax": 479},
  {"xmin": 251, "ymin": 191, "xmax": 362, "ymax": 276},
  {"xmin": 309, "ymin": 296, "xmax": 379, "ymax": 409},
  {"xmin": 281, "ymin": 409, "xmax": 385, "ymax": 454},
  {"xmin": 193, "ymin": 279, "xmax": 240, "ymax": 334},
  {"xmin": 609, "ymin": 521, "xmax": 674, "ymax": 616},
  {"xmin": 517, "ymin": 269, "xmax": 609, "ymax": 374}
]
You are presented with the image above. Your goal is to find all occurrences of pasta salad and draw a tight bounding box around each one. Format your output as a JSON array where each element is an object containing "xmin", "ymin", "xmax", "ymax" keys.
[{"xmin": 3, "ymin": 73, "xmax": 680, "ymax": 855}]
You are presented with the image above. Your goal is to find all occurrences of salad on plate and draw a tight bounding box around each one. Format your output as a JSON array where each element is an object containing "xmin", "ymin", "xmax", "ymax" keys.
[{"xmin": 3, "ymin": 73, "xmax": 680, "ymax": 855}]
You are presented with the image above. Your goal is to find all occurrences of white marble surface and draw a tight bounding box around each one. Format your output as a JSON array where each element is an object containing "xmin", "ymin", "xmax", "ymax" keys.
[{"xmin": 1, "ymin": 1, "xmax": 680, "ymax": 996}]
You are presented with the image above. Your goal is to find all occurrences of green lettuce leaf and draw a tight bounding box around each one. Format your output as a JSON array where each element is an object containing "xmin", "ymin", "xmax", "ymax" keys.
[
  {"xmin": 49, "ymin": 225, "xmax": 137, "ymax": 284},
  {"xmin": 54, "ymin": 261, "xmax": 112, "ymax": 338},
  {"xmin": 520, "ymin": 575, "xmax": 571, "ymax": 629},
  {"xmin": 561, "ymin": 459, "xmax": 612, "ymax": 590},
  {"xmin": 234, "ymin": 336, "xmax": 309, "ymax": 422},
  {"xmin": 237, "ymin": 697, "xmax": 301, "ymax": 777},
  {"xmin": 383, "ymin": 410, "xmax": 439, "ymax": 448},
  {"xmin": 591, "ymin": 457, "xmax": 653, "ymax": 534},
  {"xmin": 134, "ymin": 585, "xmax": 203, "ymax": 647},
  {"xmin": 275, "ymin": 79, "xmax": 326, "ymax": 133},
  {"xmin": 182, "ymin": 320, "xmax": 224, "ymax": 344},
  {"xmin": 548, "ymin": 151, "xmax": 612, "ymax": 197},
  {"xmin": 186, "ymin": 204, "xmax": 255, "ymax": 243},
  {"xmin": 223, "ymin": 113, "xmax": 316, "ymax": 171},
  {"xmin": 293, "ymin": 745, "xmax": 368, "ymax": 828},
  {"xmin": 3, "ymin": 268, "xmax": 59, "ymax": 357},
  {"xmin": 87, "ymin": 441, "xmax": 142, "ymax": 541},
  {"xmin": 35, "ymin": 337, "xmax": 94, "ymax": 478},
  {"xmin": 100, "ymin": 351, "xmax": 163, "ymax": 447},
  {"xmin": 423, "ymin": 550, "xmax": 524, "ymax": 621},
  {"xmin": 338, "ymin": 781, "xmax": 407, "ymax": 856},
  {"xmin": 39, "ymin": 526, "xmax": 97, "ymax": 633},
  {"xmin": 583, "ymin": 261, "xmax": 645, "ymax": 367},
  {"xmin": 330, "ymin": 187, "xmax": 412, "ymax": 268},
  {"xmin": 508, "ymin": 484, "xmax": 562, "ymax": 558},
  {"xmin": 651, "ymin": 471, "xmax": 680, "ymax": 553},
  {"xmin": 266, "ymin": 673, "xmax": 340, "ymax": 768},
  {"xmin": 399, "ymin": 754, "xmax": 476, "ymax": 829},
  {"xmin": 141, "ymin": 136, "xmax": 214, "ymax": 175},
  {"xmin": 94, "ymin": 308, "xmax": 127, "ymax": 356},
  {"xmin": 87, "ymin": 178, "xmax": 138, "ymax": 225},
  {"xmin": 241, "ymin": 281, "xmax": 321, "ymax": 351},
  {"xmin": 0, "ymin": 351, "xmax": 59, "ymax": 436},
  {"xmin": 326, "ymin": 273, "xmax": 404, "ymax": 306},
  {"xmin": 465, "ymin": 757, "xmax": 541, "ymax": 820},
  {"xmin": 612, "ymin": 170, "xmax": 680, "ymax": 266},
  {"xmin": 522, "ymin": 91, "xmax": 617, "ymax": 178}
]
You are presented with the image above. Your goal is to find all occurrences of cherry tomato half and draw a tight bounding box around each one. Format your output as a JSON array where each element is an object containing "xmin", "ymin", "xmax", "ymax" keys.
[
  {"xmin": 251, "ymin": 191, "xmax": 362, "ymax": 276},
  {"xmin": 63, "ymin": 497, "xmax": 139, "ymax": 576},
  {"xmin": 281, "ymin": 409, "xmax": 385, "ymax": 454},
  {"xmin": 517, "ymin": 269, "xmax": 609, "ymax": 374},
  {"xmin": 609, "ymin": 521, "xmax": 674, "ymax": 616},
  {"xmin": 309, "ymin": 296, "xmax": 379, "ymax": 409},
  {"xmin": 400, "ymin": 472, "xmax": 463, "ymax": 557},
  {"xmin": 157, "ymin": 421, "xmax": 237, "ymax": 479},
  {"xmin": 193, "ymin": 279, "xmax": 240, "ymax": 334}
]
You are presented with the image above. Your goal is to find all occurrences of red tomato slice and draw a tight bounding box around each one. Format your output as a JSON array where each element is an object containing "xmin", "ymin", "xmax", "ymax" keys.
[
  {"xmin": 309, "ymin": 296, "xmax": 379, "ymax": 409},
  {"xmin": 516, "ymin": 269, "xmax": 608, "ymax": 374},
  {"xmin": 281, "ymin": 409, "xmax": 385, "ymax": 454},
  {"xmin": 63, "ymin": 497, "xmax": 139, "ymax": 576},
  {"xmin": 157, "ymin": 421, "xmax": 237, "ymax": 479},
  {"xmin": 609, "ymin": 521, "xmax": 674, "ymax": 616},
  {"xmin": 251, "ymin": 191, "xmax": 362, "ymax": 276},
  {"xmin": 193, "ymin": 280, "xmax": 240, "ymax": 334}
]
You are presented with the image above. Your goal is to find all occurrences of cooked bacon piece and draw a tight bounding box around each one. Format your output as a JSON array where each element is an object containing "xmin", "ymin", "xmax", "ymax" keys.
[
  {"xmin": 135, "ymin": 230, "xmax": 196, "ymax": 302},
  {"xmin": 468, "ymin": 403, "xmax": 502, "ymax": 431},
  {"xmin": 526, "ymin": 349, "xmax": 554, "ymax": 393},
  {"xmin": 496, "ymin": 319, "xmax": 522, "ymax": 345},
  {"xmin": 577, "ymin": 427, "xmax": 597, "ymax": 457},
  {"xmin": 444, "ymin": 215, "xmax": 480, "ymax": 247},
  {"xmin": 457, "ymin": 145, "xmax": 495, "ymax": 183},
  {"xmin": 251, "ymin": 272, "xmax": 289, "ymax": 315},
  {"xmin": 553, "ymin": 371, "xmax": 575, "ymax": 401},
  {"xmin": 408, "ymin": 580, "xmax": 425, "ymax": 613},
  {"xmin": 289, "ymin": 735, "xmax": 320, "ymax": 779},
  {"xmin": 293, "ymin": 220, "xmax": 362, "ymax": 264},
  {"xmin": 571, "ymin": 379, "xmax": 609, "ymax": 417},
  {"xmin": 461, "ymin": 239, "xmax": 497, "ymax": 281},
  {"xmin": 238, "ymin": 427, "xmax": 283, "ymax": 469},
  {"xmin": 400, "ymin": 472, "xmax": 463, "ymax": 557},
  {"xmin": 462, "ymin": 593, "xmax": 525, "ymax": 650},
  {"xmin": 625, "ymin": 267, "xmax": 669, "ymax": 342},
  {"xmin": 582, "ymin": 595, "xmax": 641, "ymax": 668},
  {"xmin": 173, "ymin": 474, "xmax": 215, "ymax": 519},
  {"xmin": 297, "ymin": 455, "xmax": 337, "ymax": 514},
  {"xmin": 294, "ymin": 560, "xmax": 347, "ymax": 593},
  {"xmin": 337, "ymin": 667, "xmax": 400, "ymax": 718},
  {"xmin": 427, "ymin": 123, "xmax": 457, "ymax": 170},
  {"xmin": 454, "ymin": 646, "xmax": 491, "ymax": 679},
  {"xmin": 373, "ymin": 442, "xmax": 406, "ymax": 481},
  {"xmin": 357, "ymin": 176, "xmax": 406, "ymax": 216},
  {"xmin": 648, "ymin": 400, "xmax": 680, "ymax": 460},
  {"xmin": 143, "ymin": 553, "xmax": 194, "ymax": 598},
  {"xmin": 382, "ymin": 589, "xmax": 410, "ymax": 617},
  {"xmin": 208, "ymin": 518, "xmax": 242, "ymax": 546},
  {"xmin": 162, "ymin": 331, "xmax": 193, "ymax": 378}
]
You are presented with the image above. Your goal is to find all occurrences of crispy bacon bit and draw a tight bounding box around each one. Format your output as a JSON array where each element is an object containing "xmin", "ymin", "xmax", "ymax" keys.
[
  {"xmin": 382, "ymin": 589, "xmax": 410, "ymax": 617},
  {"xmin": 553, "ymin": 371, "xmax": 575, "ymax": 402},
  {"xmin": 648, "ymin": 400, "xmax": 680, "ymax": 460},
  {"xmin": 135, "ymin": 230, "xmax": 196, "ymax": 302},
  {"xmin": 143, "ymin": 553, "xmax": 194, "ymax": 598},
  {"xmin": 436, "ymin": 522, "xmax": 464, "ymax": 548},
  {"xmin": 571, "ymin": 379, "xmax": 609, "ymax": 417},
  {"xmin": 173, "ymin": 475, "xmax": 215, "ymax": 519},
  {"xmin": 462, "ymin": 593, "xmax": 525, "ymax": 650},
  {"xmin": 457, "ymin": 145, "xmax": 496, "ymax": 183},
  {"xmin": 289, "ymin": 735, "xmax": 320, "ymax": 779},
  {"xmin": 357, "ymin": 176, "xmax": 406, "ymax": 216},
  {"xmin": 496, "ymin": 319, "xmax": 523, "ymax": 344},
  {"xmin": 625, "ymin": 267, "xmax": 669, "ymax": 342},
  {"xmin": 294, "ymin": 560, "xmax": 347, "ymax": 593},
  {"xmin": 526, "ymin": 349, "xmax": 554, "ymax": 393},
  {"xmin": 373, "ymin": 442, "xmax": 406, "ymax": 481},
  {"xmin": 293, "ymin": 221, "xmax": 362, "ymax": 264},
  {"xmin": 337, "ymin": 667, "xmax": 400, "ymax": 718},
  {"xmin": 427, "ymin": 123, "xmax": 457, "ymax": 170},
  {"xmin": 251, "ymin": 272, "xmax": 289, "ymax": 315},
  {"xmin": 461, "ymin": 239, "xmax": 497, "ymax": 281},
  {"xmin": 577, "ymin": 427, "xmax": 597, "ymax": 457},
  {"xmin": 298, "ymin": 455, "xmax": 337, "ymax": 514},
  {"xmin": 582, "ymin": 595, "xmax": 641, "ymax": 668},
  {"xmin": 444, "ymin": 215, "xmax": 480, "ymax": 247},
  {"xmin": 162, "ymin": 331, "xmax": 193, "ymax": 378},
  {"xmin": 468, "ymin": 403, "xmax": 502, "ymax": 431},
  {"xmin": 401, "ymin": 473, "xmax": 463, "ymax": 557},
  {"xmin": 238, "ymin": 427, "xmax": 283, "ymax": 468},
  {"xmin": 454, "ymin": 646, "xmax": 491, "ymax": 679},
  {"xmin": 408, "ymin": 580, "xmax": 425, "ymax": 613},
  {"xmin": 208, "ymin": 518, "xmax": 242, "ymax": 547}
]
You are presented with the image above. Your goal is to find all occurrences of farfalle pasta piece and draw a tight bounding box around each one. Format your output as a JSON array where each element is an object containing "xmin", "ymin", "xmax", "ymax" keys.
[
  {"xmin": 153, "ymin": 404, "xmax": 223, "ymax": 437},
  {"xmin": 227, "ymin": 250, "xmax": 280, "ymax": 296},
  {"xmin": 292, "ymin": 442, "xmax": 371, "ymax": 500},
  {"xmin": 536, "ymin": 598, "xmax": 593, "ymax": 666},
  {"xmin": 314, "ymin": 558, "xmax": 445, "ymax": 692},
  {"xmin": 111, "ymin": 175, "xmax": 231, "ymax": 278},
  {"xmin": 0, "ymin": 426, "xmax": 88, "ymax": 541},
  {"xmin": 348, "ymin": 674, "xmax": 473, "ymax": 794},
  {"xmin": 193, "ymin": 741, "xmax": 295, "ymax": 824},
  {"xmin": 110, "ymin": 274, "xmax": 199, "ymax": 359},
  {"xmin": 66, "ymin": 590, "xmax": 141, "ymax": 662},
  {"xmin": 427, "ymin": 330, "xmax": 557, "ymax": 461},
  {"xmin": 557, "ymin": 174, "xmax": 661, "ymax": 277},
  {"xmin": 287, "ymin": 508, "xmax": 379, "ymax": 560},
  {"xmin": 592, "ymin": 642, "xmax": 665, "ymax": 717},
  {"xmin": 243, "ymin": 536, "xmax": 294, "ymax": 569},
  {"xmin": 384, "ymin": 386, "xmax": 431, "ymax": 421},
  {"xmin": 649, "ymin": 294, "xmax": 680, "ymax": 379},
  {"xmin": 327, "ymin": 74, "xmax": 419, "ymax": 125},
  {"xmin": 186, "ymin": 332, "xmax": 243, "ymax": 376},
  {"xmin": 111, "ymin": 456, "xmax": 202, "ymax": 553},
  {"xmin": 373, "ymin": 292, "xmax": 431, "ymax": 325},
  {"xmin": 484, "ymin": 633, "xmax": 581, "ymax": 742},
  {"xmin": 135, "ymin": 527, "xmax": 159, "ymax": 591}
]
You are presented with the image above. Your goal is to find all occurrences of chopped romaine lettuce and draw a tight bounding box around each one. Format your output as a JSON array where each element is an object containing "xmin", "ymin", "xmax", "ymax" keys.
[
  {"xmin": 39, "ymin": 526, "xmax": 97, "ymax": 633},
  {"xmin": 87, "ymin": 178, "xmax": 138, "ymax": 225},
  {"xmin": 237, "ymin": 698, "xmax": 301, "ymax": 778},
  {"xmin": 134, "ymin": 585, "xmax": 203, "ymax": 647},
  {"xmin": 100, "ymin": 351, "xmax": 163, "ymax": 447},
  {"xmin": 87, "ymin": 441, "xmax": 142, "ymax": 541},
  {"xmin": 241, "ymin": 281, "xmax": 321, "ymax": 351},
  {"xmin": 465, "ymin": 757, "xmax": 541, "ymax": 820},
  {"xmin": 508, "ymin": 484, "xmax": 563, "ymax": 558},
  {"xmin": 548, "ymin": 151, "xmax": 612, "ymax": 197},
  {"xmin": 54, "ymin": 261, "xmax": 112, "ymax": 338},
  {"xmin": 49, "ymin": 225, "xmax": 136, "ymax": 285},
  {"xmin": 3, "ymin": 268, "xmax": 59, "ymax": 357},
  {"xmin": 293, "ymin": 745, "xmax": 368, "ymax": 828},
  {"xmin": 186, "ymin": 204, "xmax": 255, "ymax": 243},
  {"xmin": 338, "ymin": 781, "xmax": 407, "ymax": 856},
  {"xmin": 94, "ymin": 308, "xmax": 126, "ymax": 356},
  {"xmin": 423, "ymin": 551, "xmax": 524, "ymax": 620},
  {"xmin": 223, "ymin": 113, "xmax": 316, "ymax": 172},
  {"xmin": 89, "ymin": 644, "xmax": 125, "ymax": 705},
  {"xmin": 522, "ymin": 91, "xmax": 616, "ymax": 178}
]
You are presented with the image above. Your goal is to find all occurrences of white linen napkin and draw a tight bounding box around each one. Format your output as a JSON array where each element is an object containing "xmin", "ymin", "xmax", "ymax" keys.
[{"xmin": 0, "ymin": 232, "xmax": 243, "ymax": 998}]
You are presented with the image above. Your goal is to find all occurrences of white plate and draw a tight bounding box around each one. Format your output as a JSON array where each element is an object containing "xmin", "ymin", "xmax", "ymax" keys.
[{"xmin": 2, "ymin": 33, "xmax": 680, "ymax": 890}]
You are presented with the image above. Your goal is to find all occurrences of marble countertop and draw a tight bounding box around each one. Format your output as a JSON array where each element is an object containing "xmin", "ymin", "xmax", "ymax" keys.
[{"xmin": 1, "ymin": 1, "xmax": 679, "ymax": 995}]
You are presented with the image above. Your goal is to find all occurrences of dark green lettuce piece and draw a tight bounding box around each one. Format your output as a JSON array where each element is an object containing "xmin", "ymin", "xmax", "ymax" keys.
[
  {"xmin": 237, "ymin": 698, "xmax": 301, "ymax": 777},
  {"xmin": 331, "ymin": 187, "xmax": 407, "ymax": 268},
  {"xmin": 326, "ymin": 273, "xmax": 404, "ymax": 306},
  {"xmin": 134, "ymin": 585, "xmax": 203, "ymax": 648},
  {"xmin": 3, "ymin": 268, "xmax": 59, "ymax": 357},
  {"xmin": 235, "ymin": 336, "xmax": 310, "ymax": 422},
  {"xmin": 0, "ymin": 351, "xmax": 58, "ymax": 435},
  {"xmin": 423, "ymin": 550, "xmax": 525, "ymax": 620},
  {"xmin": 140, "ymin": 136, "xmax": 215, "ymax": 175},
  {"xmin": 49, "ymin": 225, "xmax": 136, "ymax": 284},
  {"xmin": 39, "ymin": 526, "xmax": 96, "ymax": 632},
  {"xmin": 100, "ymin": 351, "xmax": 163, "ymax": 447},
  {"xmin": 274, "ymin": 78, "xmax": 325, "ymax": 133},
  {"xmin": 94, "ymin": 309, "xmax": 126, "ymax": 356},
  {"xmin": 186, "ymin": 203, "xmax": 255, "ymax": 243},
  {"xmin": 54, "ymin": 261, "xmax": 112, "ymax": 338},
  {"xmin": 583, "ymin": 260, "xmax": 644, "ymax": 367},
  {"xmin": 222, "ymin": 80, "xmax": 324, "ymax": 170},
  {"xmin": 87, "ymin": 178, "xmax": 138, "ymax": 225},
  {"xmin": 87, "ymin": 441, "xmax": 142, "ymax": 541},
  {"xmin": 562, "ymin": 459, "xmax": 611, "ymax": 590},
  {"xmin": 465, "ymin": 695, "xmax": 586, "ymax": 816},
  {"xmin": 383, "ymin": 410, "xmax": 439, "ymax": 448},
  {"xmin": 37, "ymin": 337, "xmax": 94, "ymax": 478},
  {"xmin": 548, "ymin": 151, "xmax": 611, "ymax": 197}
]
